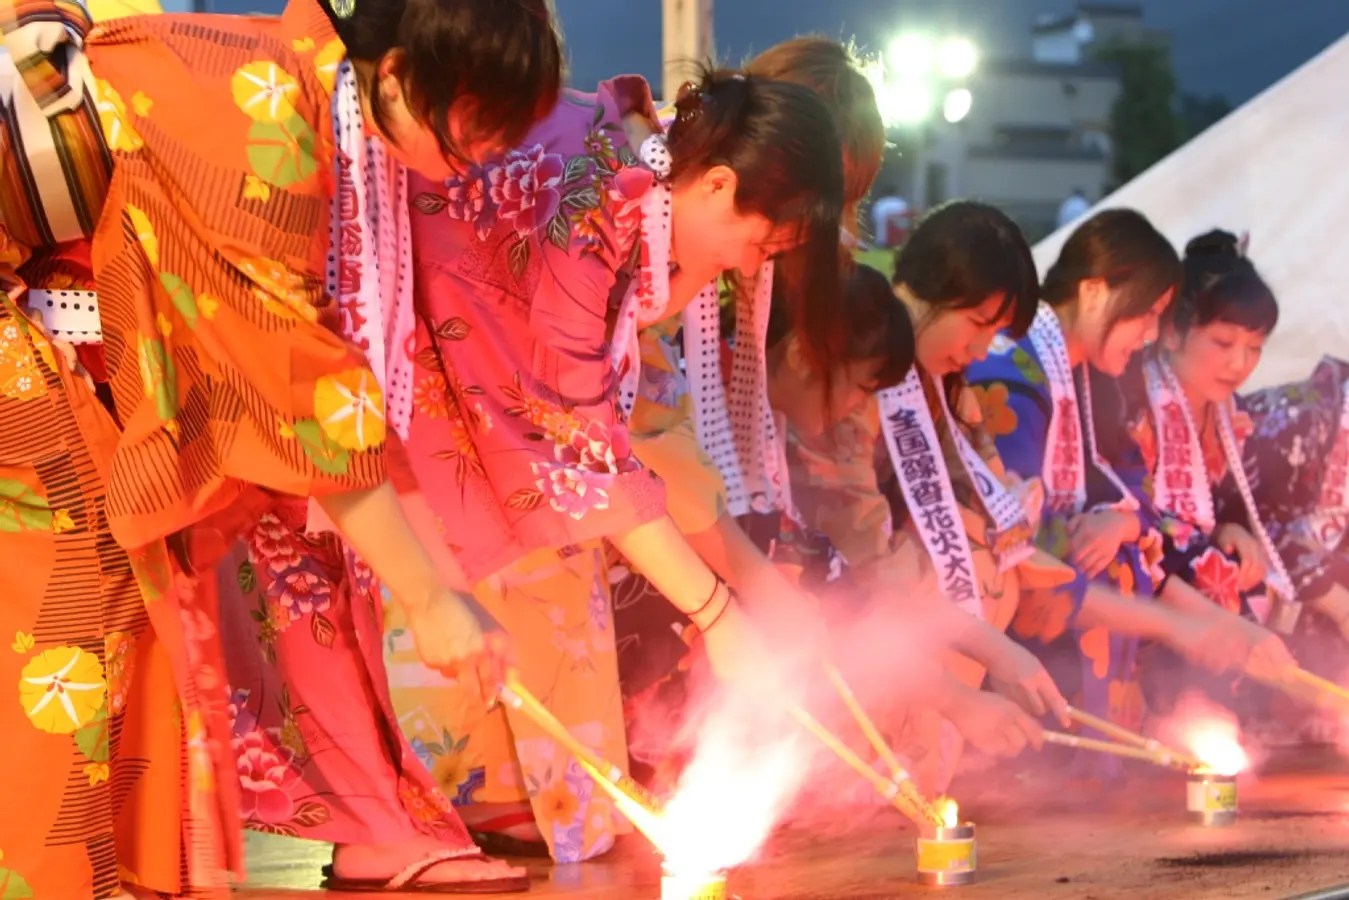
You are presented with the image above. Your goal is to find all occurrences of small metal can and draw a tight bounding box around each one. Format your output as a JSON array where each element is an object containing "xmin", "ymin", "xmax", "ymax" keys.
[
  {"xmin": 1187, "ymin": 773, "xmax": 1238, "ymax": 826},
  {"xmin": 916, "ymin": 824, "xmax": 977, "ymax": 886},
  {"xmin": 660, "ymin": 867, "xmax": 728, "ymax": 900}
]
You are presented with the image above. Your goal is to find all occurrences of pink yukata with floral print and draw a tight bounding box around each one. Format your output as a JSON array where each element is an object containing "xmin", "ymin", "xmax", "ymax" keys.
[{"xmin": 385, "ymin": 76, "xmax": 668, "ymax": 862}]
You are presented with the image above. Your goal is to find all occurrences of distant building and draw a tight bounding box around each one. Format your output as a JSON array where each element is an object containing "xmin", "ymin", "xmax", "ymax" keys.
[
  {"xmin": 956, "ymin": 53, "xmax": 1119, "ymax": 239},
  {"xmin": 902, "ymin": 1, "xmax": 1171, "ymax": 240}
]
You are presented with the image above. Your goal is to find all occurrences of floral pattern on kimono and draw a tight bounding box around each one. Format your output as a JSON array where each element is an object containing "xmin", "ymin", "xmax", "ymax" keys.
[
  {"xmin": 1, "ymin": 0, "xmax": 466, "ymax": 894},
  {"xmin": 216, "ymin": 498, "xmax": 473, "ymax": 846},
  {"xmin": 782, "ymin": 396, "xmax": 893, "ymax": 577},
  {"xmin": 1091, "ymin": 359, "xmax": 1270, "ymax": 622},
  {"xmin": 878, "ymin": 378, "xmax": 1090, "ymax": 790},
  {"xmin": 403, "ymin": 79, "xmax": 665, "ymax": 584},
  {"xmin": 968, "ymin": 337, "xmax": 1159, "ymax": 763},
  {"xmin": 0, "ymin": 292, "xmax": 199, "ymax": 900},
  {"xmin": 1241, "ymin": 357, "xmax": 1349, "ymax": 601},
  {"xmin": 397, "ymin": 78, "xmax": 667, "ymax": 862},
  {"xmin": 384, "ymin": 543, "xmax": 628, "ymax": 863},
  {"xmin": 85, "ymin": 0, "xmax": 393, "ymax": 552}
]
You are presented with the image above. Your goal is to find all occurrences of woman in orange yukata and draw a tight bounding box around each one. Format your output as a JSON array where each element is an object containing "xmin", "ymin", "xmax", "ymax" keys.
[
  {"xmin": 390, "ymin": 67, "xmax": 848, "ymax": 862},
  {"xmin": 1, "ymin": 0, "xmax": 561, "ymax": 895}
]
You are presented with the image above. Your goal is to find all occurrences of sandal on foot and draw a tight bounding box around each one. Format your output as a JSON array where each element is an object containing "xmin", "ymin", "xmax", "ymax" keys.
[{"xmin": 320, "ymin": 850, "xmax": 530, "ymax": 894}]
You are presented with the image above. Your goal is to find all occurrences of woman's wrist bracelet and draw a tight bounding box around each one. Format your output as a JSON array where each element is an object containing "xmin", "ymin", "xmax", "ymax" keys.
[
  {"xmin": 687, "ymin": 575, "xmax": 725, "ymax": 619},
  {"xmin": 693, "ymin": 582, "xmax": 734, "ymax": 634}
]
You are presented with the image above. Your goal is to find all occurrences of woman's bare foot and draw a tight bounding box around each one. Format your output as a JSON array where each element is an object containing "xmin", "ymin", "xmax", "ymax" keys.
[{"xmin": 331, "ymin": 835, "xmax": 526, "ymax": 887}]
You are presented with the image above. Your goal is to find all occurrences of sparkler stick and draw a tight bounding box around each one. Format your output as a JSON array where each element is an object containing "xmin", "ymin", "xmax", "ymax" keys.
[
  {"xmin": 787, "ymin": 702, "xmax": 944, "ymax": 828},
  {"xmin": 498, "ymin": 675, "xmax": 665, "ymax": 839},
  {"xmin": 823, "ymin": 662, "xmax": 909, "ymax": 782},
  {"xmin": 1066, "ymin": 705, "xmax": 1204, "ymax": 770},
  {"xmin": 1285, "ymin": 666, "xmax": 1349, "ymax": 709},
  {"xmin": 1043, "ymin": 731, "xmax": 1192, "ymax": 770}
]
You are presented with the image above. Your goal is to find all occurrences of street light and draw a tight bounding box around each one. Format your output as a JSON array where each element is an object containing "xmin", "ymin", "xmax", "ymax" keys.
[
  {"xmin": 943, "ymin": 88, "xmax": 973, "ymax": 124},
  {"xmin": 868, "ymin": 32, "xmax": 977, "ymax": 210},
  {"xmin": 883, "ymin": 79, "xmax": 936, "ymax": 126},
  {"xmin": 938, "ymin": 38, "xmax": 978, "ymax": 79},
  {"xmin": 888, "ymin": 34, "xmax": 935, "ymax": 77}
]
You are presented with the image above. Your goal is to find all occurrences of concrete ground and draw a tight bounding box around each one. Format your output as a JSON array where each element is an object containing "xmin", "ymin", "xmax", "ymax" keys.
[{"xmin": 237, "ymin": 748, "xmax": 1349, "ymax": 899}]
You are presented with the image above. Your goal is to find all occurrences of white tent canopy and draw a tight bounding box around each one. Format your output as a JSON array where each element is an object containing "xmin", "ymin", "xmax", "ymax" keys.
[{"xmin": 1032, "ymin": 32, "xmax": 1349, "ymax": 390}]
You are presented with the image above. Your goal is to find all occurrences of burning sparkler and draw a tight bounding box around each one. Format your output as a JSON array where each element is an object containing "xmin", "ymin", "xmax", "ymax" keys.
[
  {"xmin": 805, "ymin": 665, "xmax": 978, "ymax": 885},
  {"xmin": 660, "ymin": 867, "xmax": 727, "ymax": 900},
  {"xmin": 498, "ymin": 676, "xmax": 666, "ymax": 842},
  {"xmin": 1066, "ymin": 706, "xmax": 1204, "ymax": 770},
  {"xmin": 915, "ymin": 796, "xmax": 976, "ymax": 886},
  {"xmin": 503, "ymin": 668, "xmax": 821, "ymax": 899},
  {"xmin": 1160, "ymin": 691, "xmax": 1252, "ymax": 826},
  {"xmin": 1177, "ymin": 710, "xmax": 1247, "ymax": 825}
]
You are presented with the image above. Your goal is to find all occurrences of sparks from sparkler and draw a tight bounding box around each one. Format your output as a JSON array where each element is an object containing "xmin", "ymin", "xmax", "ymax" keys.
[
  {"xmin": 1182, "ymin": 719, "xmax": 1249, "ymax": 777},
  {"xmin": 654, "ymin": 689, "xmax": 811, "ymax": 878},
  {"xmin": 1161, "ymin": 690, "xmax": 1251, "ymax": 777}
]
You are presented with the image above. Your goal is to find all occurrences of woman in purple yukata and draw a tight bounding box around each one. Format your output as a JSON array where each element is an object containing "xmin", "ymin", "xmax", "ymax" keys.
[
  {"xmin": 388, "ymin": 68, "xmax": 848, "ymax": 861},
  {"xmin": 966, "ymin": 210, "xmax": 1293, "ymax": 776}
]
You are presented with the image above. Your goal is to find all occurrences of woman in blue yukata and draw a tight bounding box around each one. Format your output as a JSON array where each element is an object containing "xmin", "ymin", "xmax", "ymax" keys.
[{"xmin": 966, "ymin": 210, "xmax": 1293, "ymax": 774}]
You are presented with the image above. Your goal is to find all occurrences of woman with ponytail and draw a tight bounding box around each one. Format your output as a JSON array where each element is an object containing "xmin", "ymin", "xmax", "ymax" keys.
[
  {"xmin": 0, "ymin": 0, "xmax": 562, "ymax": 893},
  {"xmin": 610, "ymin": 39, "xmax": 888, "ymax": 791},
  {"xmin": 395, "ymin": 65, "xmax": 848, "ymax": 862}
]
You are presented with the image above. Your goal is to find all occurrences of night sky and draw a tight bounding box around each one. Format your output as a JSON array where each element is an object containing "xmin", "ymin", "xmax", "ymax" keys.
[
  {"xmin": 193, "ymin": 0, "xmax": 1349, "ymax": 108},
  {"xmin": 553, "ymin": 0, "xmax": 1349, "ymax": 106}
]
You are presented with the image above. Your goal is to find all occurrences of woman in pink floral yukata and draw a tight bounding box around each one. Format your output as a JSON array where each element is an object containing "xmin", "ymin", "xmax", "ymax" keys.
[{"xmin": 384, "ymin": 68, "xmax": 847, "ymax": 861}]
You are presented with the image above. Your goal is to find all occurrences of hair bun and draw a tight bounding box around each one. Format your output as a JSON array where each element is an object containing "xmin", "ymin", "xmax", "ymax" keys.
[
  {"xmin": 668, "ymin": 64, "xmax": 753, "ymax": 147},
  {"xmin": 1185, "ymin": 229, "xmax": 1241, "ymax": 261}
]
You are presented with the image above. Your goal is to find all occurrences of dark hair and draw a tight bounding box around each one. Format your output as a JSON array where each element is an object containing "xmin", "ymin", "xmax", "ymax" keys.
[
  {"xmin": 839, "ymin": 263, "xmax": 915, "ymax": 391},
  {"xmin": 745, "ymin": 37, "xmax": 885, "ymax": 210},
  {"xmin": 892, "ymin": 200, "xmax": 1039, "ymax": 337},
  {"xmin": 1041, "ymin": 208, "xmax": 1181, "ymax": 333},
  {"xmin": 669, "ymin": 65, "xmax": 846, "ymax": 394},
  {"xmin": 1169, "ymin": 229, "xmax": 1279, "ymax": 337},
  {"xmin": 327, "ymin": 0, "xmax": 563, "ymax": 163}
]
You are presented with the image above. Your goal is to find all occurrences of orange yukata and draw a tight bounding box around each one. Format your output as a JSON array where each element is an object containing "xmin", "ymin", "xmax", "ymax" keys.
[{"xmin": 1, "ymin": 0, "xmax": 481, "ymax": 896}]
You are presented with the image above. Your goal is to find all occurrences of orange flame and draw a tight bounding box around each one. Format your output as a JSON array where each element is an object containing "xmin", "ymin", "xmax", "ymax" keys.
[
  {"xmin": 934, "ymin": 795, "xmax": 959, "ymax": 829},
  {"xmin": 1177, "ymin": 713, "xmax": 1249, "ymax": 776}
]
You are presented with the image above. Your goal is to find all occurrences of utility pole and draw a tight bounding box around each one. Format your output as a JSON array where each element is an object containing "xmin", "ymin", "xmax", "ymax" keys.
[{"xmin": 662, "ymin": 0, "xmax": 714, "ymax": 103}]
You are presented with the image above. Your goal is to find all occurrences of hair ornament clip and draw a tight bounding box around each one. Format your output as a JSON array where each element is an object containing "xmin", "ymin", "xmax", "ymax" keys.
[{"xmin": 331, "ymin": 0, "xmax": 356, "ymax": 20}]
